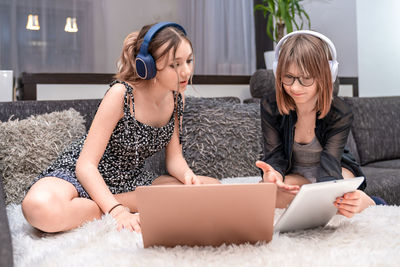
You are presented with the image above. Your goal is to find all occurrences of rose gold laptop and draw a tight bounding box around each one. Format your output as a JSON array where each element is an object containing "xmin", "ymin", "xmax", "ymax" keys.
[{"xmin": 136, "ymin": 183, "xmax": 276, "ymax": 248}]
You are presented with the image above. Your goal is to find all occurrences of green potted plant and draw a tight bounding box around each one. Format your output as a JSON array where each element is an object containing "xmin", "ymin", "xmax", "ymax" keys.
[
  {"xmin": 255, "ymin": 0, "xmax": 311, "ymax": 42},
  {"xmin": 254, "ymin": 0, "xmax": 311, "ymax": 68}
]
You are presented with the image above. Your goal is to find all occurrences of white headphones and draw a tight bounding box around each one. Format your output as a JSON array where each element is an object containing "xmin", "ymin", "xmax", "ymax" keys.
[{"xmin": 272, "ymin": 30, "xmax": 339, "ymax": 82}]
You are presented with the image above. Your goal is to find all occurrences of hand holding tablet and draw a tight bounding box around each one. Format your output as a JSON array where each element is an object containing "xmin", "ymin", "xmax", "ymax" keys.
[
  {"xmin": 334, "ymin": 188, "xmax": 375, "ymax": 218},
  {"xmin": 274, "ymin": 177, "xmax": 365, "ymax": 233}
]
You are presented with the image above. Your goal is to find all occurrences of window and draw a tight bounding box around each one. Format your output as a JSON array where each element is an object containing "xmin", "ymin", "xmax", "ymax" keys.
[{"xmin": 0, "ymin": 0, "xmax": 97, "ymax": 76}]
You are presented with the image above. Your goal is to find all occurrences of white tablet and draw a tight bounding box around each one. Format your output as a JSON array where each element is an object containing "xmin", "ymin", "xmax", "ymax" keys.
[{"xmin": 274, "ymin": 177, "xmax": 364, "ymax": 233}]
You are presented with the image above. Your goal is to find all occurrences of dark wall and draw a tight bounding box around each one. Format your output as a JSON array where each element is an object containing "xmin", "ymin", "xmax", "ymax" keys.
[{"xmin": 253, "ymin": 0, "xmax": 274, "ymax": 69}]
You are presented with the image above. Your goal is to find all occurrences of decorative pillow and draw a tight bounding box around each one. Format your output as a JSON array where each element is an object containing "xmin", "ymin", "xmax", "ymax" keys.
[
  {"xmin": 0, "ymin": 108, "xmax": 86, "ymax": 205},
  {"xmin": 249, "ymin": 69, "xmax": 275, "ymax": 98},
  {"xmin": 143, "ymin": 97, "xmax": 243, "ymax": 177},
  {"xmin": 182, "ymin": 99, "xmax": 262, "ymax": 179},
  {"xmin": 344, "ymin": 96, "xmax": 400, "ymax": 165}
]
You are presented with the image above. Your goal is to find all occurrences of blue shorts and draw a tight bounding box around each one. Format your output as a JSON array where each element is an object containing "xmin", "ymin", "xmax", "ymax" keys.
[{"xmin": 35, "ymin": 169, "xmax": 90, "ymax": 199}]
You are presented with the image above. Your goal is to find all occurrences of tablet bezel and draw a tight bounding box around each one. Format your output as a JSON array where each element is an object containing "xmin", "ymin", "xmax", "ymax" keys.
[{"xmin": 274, "ymin": 177, "xmax": 364, "ymax": 233}]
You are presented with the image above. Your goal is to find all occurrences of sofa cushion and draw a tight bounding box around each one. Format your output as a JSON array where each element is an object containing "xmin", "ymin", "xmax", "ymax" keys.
[
  {"xmin": 344, "ymin": 96, "xmax": 400, "ymax": 165},
  {"xmin": 361, "ymin": 166, "xmax": 400, "ymax": 206},
  {"xmin": 250, "ymin": 69, "xmax": 275, "ymax": 98},
  {"xmin": 143, "ymin": 97, "xmax": 242, "ymax": 177},
  {"xmin": 182, "ymin": 98, "xmax": 262, "ymax": 179},
  {"xmin": 0, "ymin": 108, "xmax": 86, "ymax": 205},
  {"xmin": 243, "ymin": 98, "xmax": 261, "ymax": 104},
  {"xmin": 0, "ymin": 176, "xmax": 13, "ymax": 267},
  {"xmin": 0, "ymin": 99, "xmax": 101, "ymax": 131},
  {"xmin": 363, "ymin": 159, "xmax": 400, "ymax": 169}
]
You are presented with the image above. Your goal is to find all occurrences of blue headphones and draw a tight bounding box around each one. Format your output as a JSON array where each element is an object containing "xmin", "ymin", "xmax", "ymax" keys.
[{"xmin": 135, "ymin": 22, "xmax": 187, "ymax": 80}]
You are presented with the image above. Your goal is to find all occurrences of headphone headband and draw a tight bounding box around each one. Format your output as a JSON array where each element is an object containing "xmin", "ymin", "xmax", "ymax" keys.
[
  {"xmin": 272, "ymin": 30, "xmax": 339, "ymax": 82},
  {"xmin": 136, "ymin": 22, "xmax": 187, "ymax": 80}
]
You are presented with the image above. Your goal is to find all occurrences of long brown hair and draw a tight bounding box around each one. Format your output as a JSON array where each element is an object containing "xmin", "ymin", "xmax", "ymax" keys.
[
  {"xmin": 275, "ymin": 34, "xmax": 333, "ymax": 118},
  {"xmin": 114, "ymin": 23, "xmax": 193, "ymax": 85}
]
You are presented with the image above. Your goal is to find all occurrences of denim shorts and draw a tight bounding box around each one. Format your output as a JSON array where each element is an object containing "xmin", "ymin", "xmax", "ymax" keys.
[{"xmin": 35, "ymin": 169, "xmax": 90, "ymax": 198}]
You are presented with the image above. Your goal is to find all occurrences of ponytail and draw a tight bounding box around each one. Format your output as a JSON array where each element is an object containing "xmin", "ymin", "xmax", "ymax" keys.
[{"xmin": 114, "ymin": 32, "xmax": 139, "ymax": 84}]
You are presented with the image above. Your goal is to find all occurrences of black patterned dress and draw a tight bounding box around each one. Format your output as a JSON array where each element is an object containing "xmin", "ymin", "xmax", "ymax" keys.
[{"xmin": 33, "ymin": 81, "xmax": 183, "ymax": 198}]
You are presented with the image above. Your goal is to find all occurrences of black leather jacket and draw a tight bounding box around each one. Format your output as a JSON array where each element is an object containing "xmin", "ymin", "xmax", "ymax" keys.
[{"xmin": 260, "ymin": 91, "xmax": 366, "ymax": 190}]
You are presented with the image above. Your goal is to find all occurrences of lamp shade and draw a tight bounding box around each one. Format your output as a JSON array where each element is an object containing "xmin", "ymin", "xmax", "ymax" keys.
[
  {"xmin": 65, "ymin": 17, "xmax": 78, "ymax": 33},
  {"xmin": 26, "ymin": 14, "xmax": 40, "ymax": 30}
]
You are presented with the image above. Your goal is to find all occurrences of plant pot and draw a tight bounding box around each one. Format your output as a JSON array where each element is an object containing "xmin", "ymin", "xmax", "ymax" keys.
[
  {"xmin": 263, "ymin": 50, "xmax": 275, "ymax": 70},
  {"xmin": 0, "ymin": 70, "xmax": 13, "ymax": 101}
]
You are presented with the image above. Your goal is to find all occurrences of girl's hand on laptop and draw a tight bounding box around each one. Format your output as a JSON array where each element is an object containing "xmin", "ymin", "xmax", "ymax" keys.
[
  {"xmin": 182, "ymin": 169, "xmax": 202, "ymax": 185},
  {"xmin": 256, "ymin": 161, "xmax": 299, "ymax": 194},
  {"xmin": 110, "ymin": 205, "xmax": 141, "ymax": 232},
  {"xmin": 335, "ymin": 190, "xmax": 375, "ymax": 218}
]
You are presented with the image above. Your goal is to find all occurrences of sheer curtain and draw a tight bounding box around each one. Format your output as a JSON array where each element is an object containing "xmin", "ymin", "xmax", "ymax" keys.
[
  {"xmin": 0, "ymin": 0, "xmax": 104, "ymax": 77},
  {"xmin": 180, "ymin": 0, "xmax": 256, "ymax": 75}
]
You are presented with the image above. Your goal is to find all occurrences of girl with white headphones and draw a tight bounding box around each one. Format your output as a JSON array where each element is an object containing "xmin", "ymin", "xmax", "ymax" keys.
[
  {"xmin": 22, "ymin": 22, "xmax": 219, "ymax": 233},
  {"xmin": 256, "ymin": 30, "xmax": 381, "ymax": 217}
]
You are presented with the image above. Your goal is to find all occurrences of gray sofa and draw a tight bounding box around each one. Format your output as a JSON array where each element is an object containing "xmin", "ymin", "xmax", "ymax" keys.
[{"xmin": 1, "ymin": 81, "xmax": 400, "ymax": 265}]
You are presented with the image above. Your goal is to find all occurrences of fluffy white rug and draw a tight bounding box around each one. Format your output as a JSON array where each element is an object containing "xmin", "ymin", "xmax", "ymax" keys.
[{"xmin": 7, "ymin": 177, "xmax": 400, "ymax": 267}]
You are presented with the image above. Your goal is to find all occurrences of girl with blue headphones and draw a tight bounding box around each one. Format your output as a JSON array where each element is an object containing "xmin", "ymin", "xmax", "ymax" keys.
[
  {"xmin": 22, "ymin": 22, "xmax": 219, "ymax": 233},
  {"xmin": 256, "ymin": 30, "xmax": 380, "ymax": 217}
]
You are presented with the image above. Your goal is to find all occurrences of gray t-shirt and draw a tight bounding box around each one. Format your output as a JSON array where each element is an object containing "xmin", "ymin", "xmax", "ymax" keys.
[{"xmin": 291, "ymin": 137, "xmax": 323, "ymax": 183}]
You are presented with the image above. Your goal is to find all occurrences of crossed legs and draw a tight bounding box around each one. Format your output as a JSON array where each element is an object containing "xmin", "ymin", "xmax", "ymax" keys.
[
  {"xmin": 22, "ymin": 177, "xmax": 102, "ymax": 233},
  {"xmin": 22, "ymin": 175, "xmax": 220, "ymax": 233}
]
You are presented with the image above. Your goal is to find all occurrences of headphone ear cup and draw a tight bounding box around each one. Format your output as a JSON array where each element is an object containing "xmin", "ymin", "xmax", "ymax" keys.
[
  {"xmin": 329, "ymin": 60, "xmax": 339, "ymax": 82},
  {"xmin": 272, "ymin": 60, "xmax": 278, "ymax": 77},
  {"xmin": 135, "ymin": 55, "xmax": 147, "ymax": 79},
  {"xmin": 135, "ymin": 54, "xmax": 157, "ymax": 80},
  {"xmin": 145, "ymin": 55, "xmax": 157, "ymax": 80}
]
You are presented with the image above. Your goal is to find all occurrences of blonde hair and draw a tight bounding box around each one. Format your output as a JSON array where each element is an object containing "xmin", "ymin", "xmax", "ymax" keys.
[
  {"xmin": 275, "ymin": 34, "xmax": 333, "ymax": 118},
  {"xmin": 114, "ymin": 23, "xmax": 193, "ymax": 85}
]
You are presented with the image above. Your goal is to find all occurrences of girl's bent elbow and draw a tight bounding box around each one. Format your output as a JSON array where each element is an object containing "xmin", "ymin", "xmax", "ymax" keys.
[{"xmin": 75, "ymin": 157, "xmax": 98, "ymax": 178}]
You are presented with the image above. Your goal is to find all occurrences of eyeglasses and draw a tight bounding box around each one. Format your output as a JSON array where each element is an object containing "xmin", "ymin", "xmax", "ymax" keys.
[{"xmin": 282, "ymin": 75, "xmax": 314, "ymax": 87}]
